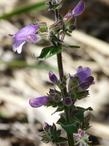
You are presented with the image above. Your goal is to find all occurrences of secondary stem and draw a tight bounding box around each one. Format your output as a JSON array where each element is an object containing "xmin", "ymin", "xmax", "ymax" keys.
[{"xmin": 57, "ymin": 53, "xmax": 64, "ymax": 81}]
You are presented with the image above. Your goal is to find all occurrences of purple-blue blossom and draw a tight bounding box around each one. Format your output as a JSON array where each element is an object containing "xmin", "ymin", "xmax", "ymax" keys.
[
  {"xmin": 75, "ymin": 66, "xmax": 94, "ymax": 89},
  {"xmin": 72, "ymin": 0, "xmax": 85, "ymax": 17},
  {"xmin": 63, "ymin": 97, "xmax": 73, "ymax": 107},
  {"xmin": 29, "ymin": 96, "xmax": 49, "ymax": 108},
  {"xmin": 64, "ymin": 0, "xmax": 85, "ymax": 19},
  {"xmin": 49, "ymin": 72, "xmax": 58, "ymax": 84},
  {"xmin": 12, "ymin": 24, "xmax": 40, "ymax": 54}
]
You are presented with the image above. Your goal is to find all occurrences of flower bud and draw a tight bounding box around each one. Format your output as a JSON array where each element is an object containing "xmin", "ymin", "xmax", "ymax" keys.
[
  {"xmin": 63, "ymin": 97, "xmax": 73, "ymax": 107},
  {"xmin": 49, "ymin": 72, "xmax": 58, "ymax": 84},
  {"xmin": 29, "ymin": 96, "xmax": 49, "ymax": 108}
]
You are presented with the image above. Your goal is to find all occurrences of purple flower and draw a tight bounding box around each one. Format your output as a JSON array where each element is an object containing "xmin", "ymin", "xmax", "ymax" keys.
[
  {"xmin": 74, "ymin": 129, "xmax": 85, "ymax": 139},
  {"xmin": 75, "ymin": 66, "xmax": 94, "ymax": 89},
  {"xmin": 44, "ymin": 122, "xmax": 51, "ymax": 131},
  {"xmin": 63, "ymin": 97, "xmax": 73, "ymax": 107},
  {"xmin": 64, "ymin": 0, "xmax": 85, "ymax": 19},
  {"xmin": 49, "ymin": 72, "xmax": 58, "ymax": 84},
  {"xmin": 72, "ymin": 0, "xmax": 85, "ymax": 17},
  {"xmin": 29, "ymin": 96, "xmax": 49, "ymax": 108},
  {"xmin": 12, "ymin": 24, "xmax": 40, "ymax": 54},
  {"xmin": 74, "ymin": 129, "xmax": 89, "ymax": 145},
  {"xmin": 76, "ymin": 66, "xmax": 91, "ymax": 82}
]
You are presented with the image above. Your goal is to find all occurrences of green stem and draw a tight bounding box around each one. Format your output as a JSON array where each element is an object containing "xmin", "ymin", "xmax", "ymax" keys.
[
  {"xmin": 57, "ymin": 53, "xmax": 64, "ymax": 81},
  {"xmin": 57, "ymin": 53, "xmax": 74, "ymax": 146},
  {"xmin": 54, "ymin": 6, "xmax": 74, "ymax": 146}
]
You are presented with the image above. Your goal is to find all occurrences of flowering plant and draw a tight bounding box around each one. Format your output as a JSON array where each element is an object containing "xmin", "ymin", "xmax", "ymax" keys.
[{"xmin": 12, "ymin": 0, "xmax": 94, "ymax": 146}]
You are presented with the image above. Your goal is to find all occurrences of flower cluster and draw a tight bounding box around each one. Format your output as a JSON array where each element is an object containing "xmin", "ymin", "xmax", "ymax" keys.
[
  {"xmin": 29, "ymin": 66, "xmax": 94, "ymax": 108},
  {"xmin": 68, "ymin": 66, "xmax": 94, "ymax": 100},
  {"xmin": 11, "ymin": 0, "xmax": 85, "ymax": 54}
]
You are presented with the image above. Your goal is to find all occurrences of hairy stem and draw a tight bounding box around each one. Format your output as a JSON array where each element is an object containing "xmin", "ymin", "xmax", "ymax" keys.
[
  {"xmin": 57, "ymin": 53, "xmax": 74, "ymax": 146},
  {"xmin": 54, "ymin": 7, "xmax": 75, "ymax": 146},
  {"xmin": 57, "ymin": 53, "xmax": 64, "ymax": 81}
]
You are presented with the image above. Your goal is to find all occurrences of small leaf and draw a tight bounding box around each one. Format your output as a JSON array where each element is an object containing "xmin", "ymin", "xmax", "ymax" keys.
[
  {"xmin": 55, "ymin": 106, "xmax": 64, "ymax": 112},
  {"xmin": 38, "ymin": 46, "xmax": 62, "ymax": 59},
  {"xmin": 74, "ymin": 106, "xmax": 92, "ymax": 122},
  {"xmin": 68, "ymin": 45, "xmax": 80, "ymax": 48},
  {"xmin": 55, "ymin": 137, "xmax": 67, "ymax": 144},
  {"xmin": 63, "ymin": 44, "xmax": 80, "ymax": 49},
  {"xmin": 60, "ymin": 122, "xmax": 78, "ymax": 134}
]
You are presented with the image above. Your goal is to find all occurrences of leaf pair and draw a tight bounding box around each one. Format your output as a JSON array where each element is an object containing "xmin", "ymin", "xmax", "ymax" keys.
[{"xmin": 38, "ymin": 44, "xmax": 80, "ymax": 59}]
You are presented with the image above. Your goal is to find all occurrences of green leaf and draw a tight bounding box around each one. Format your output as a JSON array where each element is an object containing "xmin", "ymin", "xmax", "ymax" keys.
[
  {"xmin": 38, "ymin": 46, "xmax": 62, "ymax": 59},
  {"xmin": 55, "ymin": 137, "xmax": 67, "ymax": 144},
  {"xmin": 74, "ymin": 106, "xmax": 92, "ymax": 122},
  {"xmin": 68, "ymin": 45, "xmax": 80, "ymax": 48},
  {"xmin": 57, "ymin": 114, "xmax": 78, "ymax": 134},
  {"xmin": 60, "ymin": 122, "xmax": 78, "ymax": 134},
  {"xmin": 74, "ymin": 110, "xmax": 84, "ymax": 121},
  {"xmin": 63, "ymin": 44, "xmax": 80, "ymax": 49},
  {"xmin": 54, "ymin": 106, "xmax": 64, "ymax": 113},
  {"xmin": 0, "ymin": 1, "xmax": 46, "ymax": 19}
]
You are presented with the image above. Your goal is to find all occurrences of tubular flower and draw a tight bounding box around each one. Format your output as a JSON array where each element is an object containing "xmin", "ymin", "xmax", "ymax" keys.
[
  {"xmin": 75, "ymin": 66, "xmax": 94, "ymax": 89},
  {"xmin": 29, "ymin": 96, "xmax": 49, "ymax": 108},
  {"xmin": 64, "ymin": 0, "xmax": 85, "ymax": 19},
  {"xmin": 72, "ymin": 0, "xmax": 85, "ymax": 17},
  {"xmin": 12, "ymin": 24, "xmax": 40, "ymax": 54}
]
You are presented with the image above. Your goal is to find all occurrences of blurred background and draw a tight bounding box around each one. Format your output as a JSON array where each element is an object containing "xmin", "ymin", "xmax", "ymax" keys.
[{"xmin": 0, "ymin": 0, "xmax": 109, "ymax": 145}]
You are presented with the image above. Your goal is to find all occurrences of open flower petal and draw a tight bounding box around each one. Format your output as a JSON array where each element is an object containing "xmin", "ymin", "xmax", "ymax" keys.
[
  {"xmin": 12, "ymin": 24, "xmax": 39, "ymax": 54},
  {"xmin": 15, "ymin": 24, "xmax": 39, "ymax": 40},
  {"xmin": 75, "ymin": 66, "xmax": 94, "ymax": 89},
  {"xmin": 76, "ymin": 66, "xmax": 91, "ymax": 82},
  {"xmin": 64, "ymin": 0, "xmax": 85, "ymax": 20},
  {"xmin": 26, "ymin": 34, "xmax": 40, "ymax": 43},
  {"xmin": 80, "ymin": 76, "xmax": 94, "ymax": 90},
  {"xmin": 12, "ymin": 40, "xmax": 26, "ymax": 54}
]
